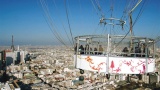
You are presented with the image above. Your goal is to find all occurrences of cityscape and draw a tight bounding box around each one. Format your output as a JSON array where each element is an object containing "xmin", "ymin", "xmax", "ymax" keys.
[
  {"xmin": 1, "ymin": 0, "xmax": 160, "ymax": 90},
  {"xmin": 0, "ymin": 36, "xmax": 160, "ymax": 90}
]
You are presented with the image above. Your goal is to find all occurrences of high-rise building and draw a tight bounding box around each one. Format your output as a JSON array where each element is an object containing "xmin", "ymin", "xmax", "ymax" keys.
[
  {"xmin": 0, "ymin": 50, "xmax": 6, "ymax": 70},
  {"xmin": 0, "ymin": 52, "xmax": 2, "ymax": 70},
  {"xmin": 5, "ymin": 51, "xmax": 16, "ymax": 66}
]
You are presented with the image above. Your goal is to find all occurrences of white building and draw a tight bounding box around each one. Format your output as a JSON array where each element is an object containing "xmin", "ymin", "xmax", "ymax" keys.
[
  {"xmin": 6, "ymin": 52, "xmax": 16, "ymax": 66},
  {"xmin": 5, "ymin": 50, "xmax": 28, "ymax": 66}
]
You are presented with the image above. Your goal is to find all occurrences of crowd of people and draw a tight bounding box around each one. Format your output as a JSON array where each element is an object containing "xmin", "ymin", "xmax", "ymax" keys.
[
  {"xmin": 122, "ymin": 43, "xmax": 150, "ymax": 57},
  {"xmin": 75, "ymin": 42, "xmax": 150, "ymax": 57},
  {"xmin": 74, "ymin": 44, "xmax": 104, "ymax": 55}
]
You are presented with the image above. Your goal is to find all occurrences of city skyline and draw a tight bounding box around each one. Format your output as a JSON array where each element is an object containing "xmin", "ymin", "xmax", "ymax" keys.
[{"xmin": 0, "ymin": 0, "xmax": 160, "ymax": 46}]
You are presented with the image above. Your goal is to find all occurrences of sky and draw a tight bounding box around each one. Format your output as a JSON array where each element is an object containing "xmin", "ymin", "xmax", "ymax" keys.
[{"xmin": 0, "ymin": 0, "xmax": 160, "ymax": 46}]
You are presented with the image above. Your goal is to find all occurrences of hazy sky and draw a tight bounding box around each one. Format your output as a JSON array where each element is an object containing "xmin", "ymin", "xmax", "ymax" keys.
[{"xmin": 0, "ymin": 0, "xmax": 160, "ymax": 46}]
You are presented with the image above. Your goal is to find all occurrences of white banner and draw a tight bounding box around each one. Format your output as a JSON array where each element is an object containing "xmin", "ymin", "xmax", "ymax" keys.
[{"xmin": 75, "ymin": 55, "xmax": 155, "ymax": 74}]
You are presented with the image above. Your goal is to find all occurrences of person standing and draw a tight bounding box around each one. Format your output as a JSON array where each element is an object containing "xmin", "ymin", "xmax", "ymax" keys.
[
  {"xmin": 99, "ymin": 45, "xmax": 103, "ymax": 55},
  {"xmin": 79, "ymin": 45, "xmax": 84, "ymax": 54}
]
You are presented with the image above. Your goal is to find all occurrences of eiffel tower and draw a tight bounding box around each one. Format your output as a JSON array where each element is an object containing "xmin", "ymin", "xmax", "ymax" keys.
[{"xmin": 11, "ymin": 35, "xmax": 15, "ymax": 51}]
